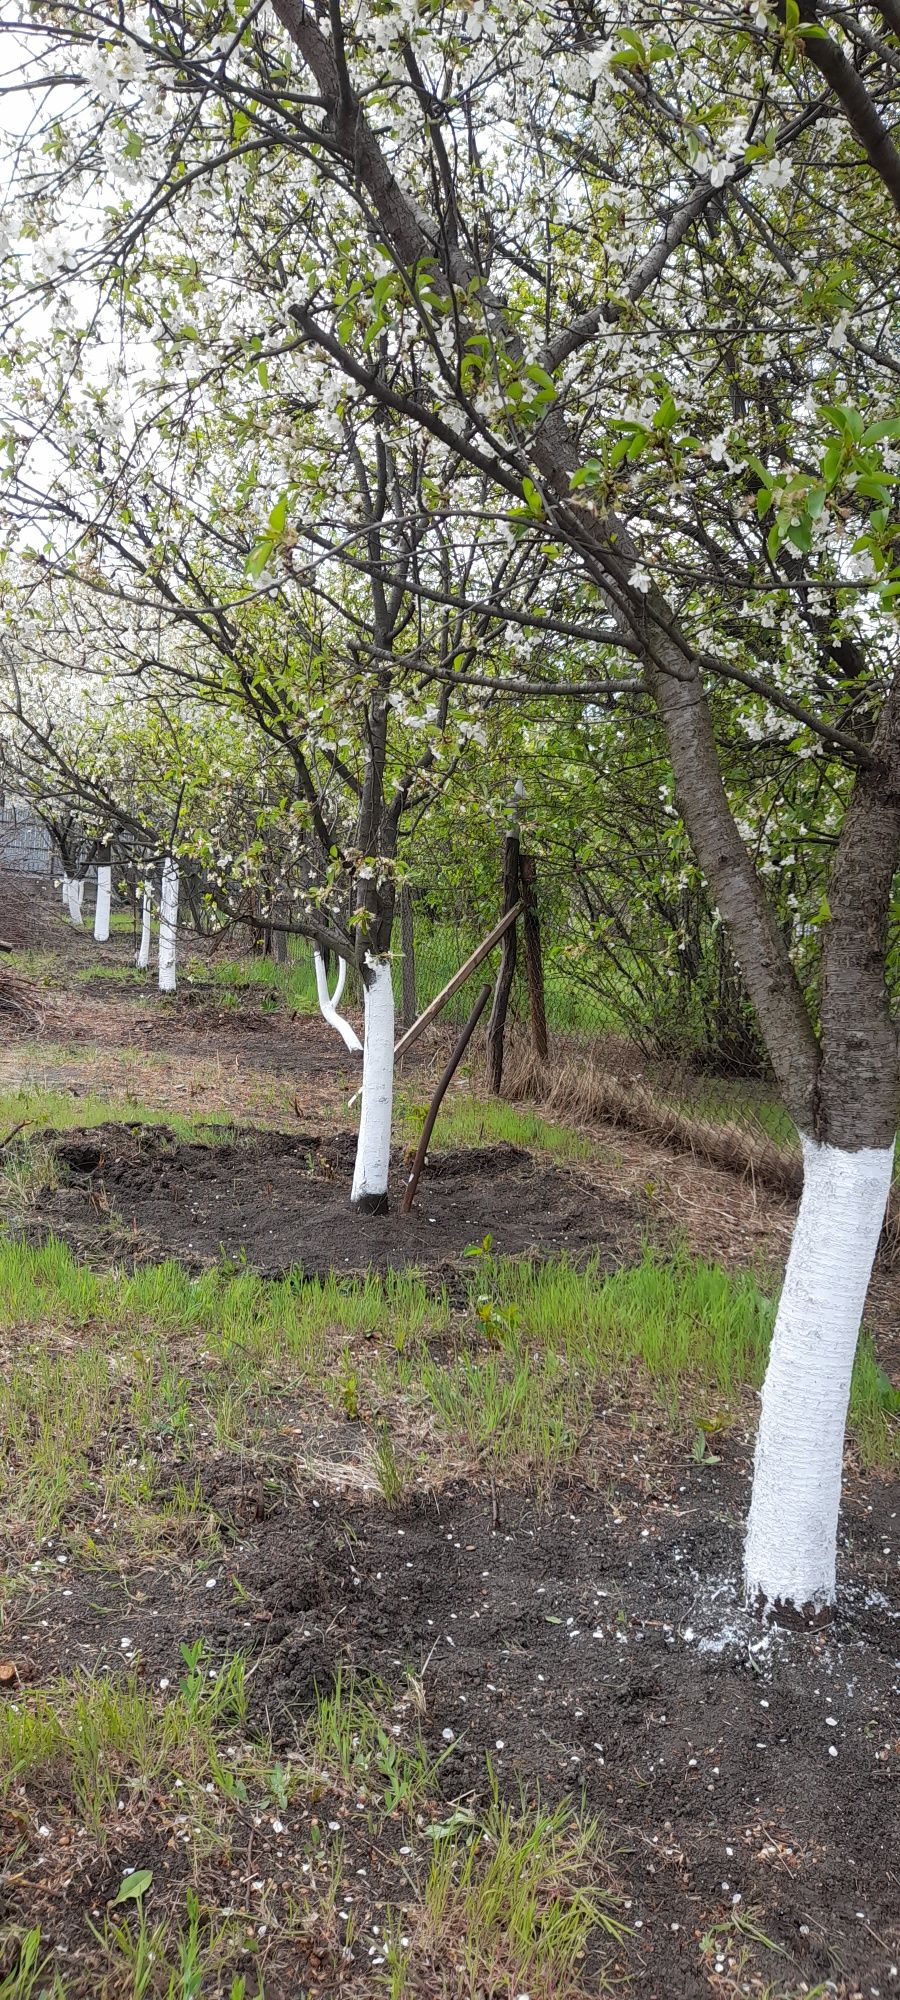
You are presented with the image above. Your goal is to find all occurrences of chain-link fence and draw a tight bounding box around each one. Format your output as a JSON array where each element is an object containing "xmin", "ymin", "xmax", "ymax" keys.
[
  {"xmin": 384, "ymin": 897, "xmax": 807, "ymax": 1199},
  {"xmin": 0, "ymin": 809, "xmax": 52, "ymax": 877}
]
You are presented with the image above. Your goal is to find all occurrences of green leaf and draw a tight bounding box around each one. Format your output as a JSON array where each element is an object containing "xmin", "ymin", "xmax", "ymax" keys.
[
  {"xmin": 820, "ymin": 402, "xmax": 863, "ymax": 439},
  {"xmin": 570, "ymin": 460, "xmax": 603, "ymax": 489},
  {"xmin": 861, "ymin": 418, "xmax": 900, "ymax": 444},
  {"xmin": 524, "ymin": 362, "xmax": 557, "ymax": 401},
  {"xmin": 110, "ymin": 1869, "xmax": 153, "ymax": 1907},
  {"xmin": 245, "ymin": 538, "xmax": 272, "ymax": 579},
  {"xmin": 267, "ymin": 493, "xmax": 288, "ymax": 535},
  {"xmin": 796, "ymin": 20, "xmax": 829, "ymax": 36},
  {"xmin": 652, "ymin": 392, "xmax": 678, "ymax": 432},
  {"xmin": 232, "ymin": 110, "xmax": 250, "ymax": 141},
  {"xmin": 854, "ymin": 475, "xmax": 893, "ymax": 502},
  {"xmin": 766, "ymin": 521, "xmax": 782, "ymax": 561},
  {"xmin": 806, "ymin": 485, "xmax": 826, "ymax": 519},
  {"xmin": 257, "ymin": 359, "xmax": 268, "ymax": 388},
  {"xmin": 822, "ymin": 442, "xmax": 843, "ymax": 488},
  {"xmin": 521, "ymin": 476, "xmax": 543, "ymax": 516},
  {"xmin": 784, "ymin": 0, "xmax": 800, "ymax": 27},
  {"xmin": 786, "ymin": 516, "xmax": 812, "ymax": 553}
]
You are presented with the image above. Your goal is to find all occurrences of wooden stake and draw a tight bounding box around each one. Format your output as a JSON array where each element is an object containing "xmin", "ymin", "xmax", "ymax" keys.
[
  {"xmin": 519, "ymin": 851, "xmax": 548, "ymax": 1060},
  {"xmin": 393, "ymin": 899, "xmax": 522, "ymax": 1061},
  {"xmin": 401, "ymin": 984, "xmax": 492, "ymax": 1213}
]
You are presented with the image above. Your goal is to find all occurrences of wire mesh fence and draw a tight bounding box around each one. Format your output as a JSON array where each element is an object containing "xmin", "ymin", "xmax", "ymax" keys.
[
  {"xmin": 0, "ymin": 809, "xmax": 53, "ymax": 878},
  {"xmin": 394, "ymin": 907, "xmax": 806, "ymax": 1195}
]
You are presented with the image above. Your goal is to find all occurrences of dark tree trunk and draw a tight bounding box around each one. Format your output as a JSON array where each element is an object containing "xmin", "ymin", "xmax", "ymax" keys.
[
  {"xmin": 818, "ymin": 668, "xmax": 900, "ymax": 1149},
  {"xmin": 519, "ymin": 852, "xmax": 548, "ymax": 1061}
]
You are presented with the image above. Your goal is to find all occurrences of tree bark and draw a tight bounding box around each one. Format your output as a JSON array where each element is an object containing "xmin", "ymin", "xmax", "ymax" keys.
[
  {"xmin": 744, "ymin": 1134, "xmax": 894, "ymax": 1616},
  {"xmin": 159, "ymin": 857, "xmax": 179, "ymax": 993},
  {"xmin": 136, "ymin": 876, "xmax": 153, "ymax": 970},
  {"xmin": 487, "ymin": 833, "xmax": 520, "ymax": 1093},
  {"xmin": 93, "ymin": 860, "xmax": 111, "ymax": 944},
  {"xmin": 351, "ymin": 955, "xmax": 394, "ymax": 1210},
  {"xmin": 519, "ymin": 852, "xmax": 548, "ymax": 1062},
  {"xmin": 817, "ymin": 670, "xmax": 900, "ymax": 1150},
  {"xmin": 314, "ymin": 946, "xmax": 362, "ymax": 1052}
]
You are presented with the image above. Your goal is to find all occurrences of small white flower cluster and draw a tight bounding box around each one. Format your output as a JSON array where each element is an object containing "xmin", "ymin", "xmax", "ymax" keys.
[
  {"xmin": 756, "ymin": 154, "xmax": 793, "ymax": 193},
  {"xmin": 694, "ymin": 122, "xmax": 746, "ymax": 189}
]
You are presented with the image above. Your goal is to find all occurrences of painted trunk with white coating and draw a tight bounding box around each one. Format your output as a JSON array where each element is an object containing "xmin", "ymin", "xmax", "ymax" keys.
[
  {"xmin": 61, "ymin": 872, "xmax": 70, "ymax": 908},
  {"xmin": 136, "ymin": 877, "xmax": 153, "ymax": 970},
  {"xmin": 158, "ymin": 857, "xmax": 179, "ymax": 993},
  {"xmin": 351, "ymin": 956, "xmax": 394, "ymax": 1208},
  {"xmin": 66, "ymin": 877, "xmax": 85, "ymax": 926},
  {"xmin": 93, "ymin": 864, "xmax": 112, "ymax": 943},
  {"xmin": 314, "ymin": 947, "xmax": 362, "ymax": 1052},
  {"xmin": 744, "ymin": 1134, "xmax": 894, "ymax": 1615}
]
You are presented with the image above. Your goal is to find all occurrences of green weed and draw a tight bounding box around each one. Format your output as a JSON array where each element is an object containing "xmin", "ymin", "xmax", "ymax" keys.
[
  {"xmin": 306, "ymin": 1667, "xmax": 443, "ymax": 1814},
  {"xmin": 0, "ymin": 1651, "xmax": 252, "ymax": 1836},
  {"xmin": 419, "ymin": 1775, "xmax": 624, "ymax": 1998}
]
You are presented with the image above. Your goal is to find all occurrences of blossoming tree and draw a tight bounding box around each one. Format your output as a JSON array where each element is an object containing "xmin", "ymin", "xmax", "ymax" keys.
[{"xmin": 2, "ymin": 0, "xmax": 899, "ymax": 1611}]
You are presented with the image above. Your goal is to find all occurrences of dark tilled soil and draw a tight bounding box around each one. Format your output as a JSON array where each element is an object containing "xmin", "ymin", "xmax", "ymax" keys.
[
  {"xmin": 35, "ymin": 1123, "xmax": 642, "ymax": 1277},
  {"xmin": 7, "ymin": 1458, "xmax": 900, "ymax": 1997}
]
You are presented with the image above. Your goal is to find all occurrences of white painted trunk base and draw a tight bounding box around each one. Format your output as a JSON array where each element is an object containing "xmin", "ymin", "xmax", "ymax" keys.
[
  {"xmin": 136, "ymin": 877, "xmax": 153, "ymax": 970},
  {"xmin": 351, "ymin": 956, "xmax": 395, "ymax": 1208},
  {"xmin": 66, "ymin": 877, "xmax": 85, "ymax": 926},
  {"xmin": 158, "ymin": 857, "xmax": 179, "ymax": 993},
  {"xmin": 314, "ymin": 948, "xmax": 362, "ymax": 1052},
  {"xmin": 61, "ymin": 872, "xmax": 70, "ymax": 908},
  {"xmin": 93, "ymin": 864, "xmax": 112, "ymax": 943},
  {"xmin": 744, "ymin": 1134, "xmax": 894, "ymax": 1616}
]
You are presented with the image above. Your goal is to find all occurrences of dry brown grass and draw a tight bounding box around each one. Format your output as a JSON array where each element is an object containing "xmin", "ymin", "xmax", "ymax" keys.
[{"xmin": 501, "ymin": 1041, "xmax": 805, "ymax": 1199}]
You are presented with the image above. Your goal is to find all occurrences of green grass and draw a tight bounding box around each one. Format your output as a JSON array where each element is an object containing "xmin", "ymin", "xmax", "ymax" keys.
[
  {"xmin": 409, "ymin": 1776, "xmax": 623, "ymax": 1999},
  {"xmin": 305, "ymin": 1666, "xmax": 445, "ymax": 1815},
  {"xmin": 197, "ymin": 949, "xmax": 321, "ymax": 1015},
  {"xmin": 397, "ymin": 1089, "xmax": 592, "ymax": 1162},
  {"xmin": 0, "ymin": 1238, "xmax": 893, "ymax": 1531},
  {"xmin": 0, "ymin": 1648, "xmax": 252, "ymax": 1835},
  {"xmin": 0, "ymin": 1080, "xmax": 242, "ymax": 1145}
]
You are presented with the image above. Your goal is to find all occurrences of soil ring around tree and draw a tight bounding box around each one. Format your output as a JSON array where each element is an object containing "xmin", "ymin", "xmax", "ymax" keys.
[{"xmin": 29, "ymin": 1122, "xmax": 644, "ymax": 1279}]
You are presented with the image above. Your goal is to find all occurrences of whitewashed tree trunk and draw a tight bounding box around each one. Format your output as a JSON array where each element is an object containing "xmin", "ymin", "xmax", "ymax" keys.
[
  {"xmin": 350, "ymin": 955, "xmax": 395, "ymax": 1209},
  {"xmin": 61, "ymin": 871, "xmax": 70, "ymax": 908},
  {"xmin": 93, "ymin": 864, "xmax": 112, "ymax": 942},
  {"xmin": 158, "ymin": 856, "xmax": 179, "ymax": 993},
  {"xmin": 66, "ymin": 877, "xmax": 85, "ymax": 926},
  {"xmin": 136, "ymin": 876, "xmax": 153, "ymax": 969},
  {"xmin": 314, "ymin": 947, "xmax": 362, "ymax": 1053},
  {"xmin": 744, "ymin": 1134, "xmax": 894, "ymax": 1617}
]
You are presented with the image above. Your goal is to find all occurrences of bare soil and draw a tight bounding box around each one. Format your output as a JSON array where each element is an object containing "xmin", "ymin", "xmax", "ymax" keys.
[
  {"xmin": 34, "ymin": 1122, "xmax": 643, "ymax": 1279},
  {"xmin": 3, "ymin": 1451, "xmax": 899, "ymax": 1998}
]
